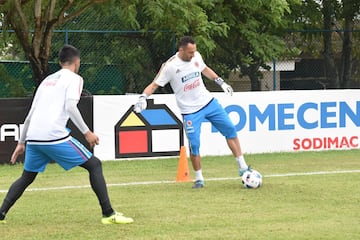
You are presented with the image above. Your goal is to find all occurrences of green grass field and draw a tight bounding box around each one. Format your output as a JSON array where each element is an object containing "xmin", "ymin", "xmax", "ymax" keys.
[{"xmin": 1, "ymin": 150, "xmax": 360, "ymax": 240}]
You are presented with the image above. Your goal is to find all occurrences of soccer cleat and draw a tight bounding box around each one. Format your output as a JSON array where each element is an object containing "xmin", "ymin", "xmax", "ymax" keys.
[
  {"xmin": 192, "ymin": 180, "xmax": 205, "ymax": 189},
  {"xmin": 239, "ymin": 166, "xmax": 251, "ymax": 177},
  {"xmin": 101, "ymin": 212, "xmax": 134, "ymax": 224}
]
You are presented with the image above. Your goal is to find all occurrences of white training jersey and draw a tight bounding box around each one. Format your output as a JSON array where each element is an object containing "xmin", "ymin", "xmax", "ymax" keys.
[
  {"xmin": 26, "ymin": 69, "xmax": 83, "ymax": 141},
  {"xmin": 154, "ymin": 51, "xmax": 213, "ymax": 114}
]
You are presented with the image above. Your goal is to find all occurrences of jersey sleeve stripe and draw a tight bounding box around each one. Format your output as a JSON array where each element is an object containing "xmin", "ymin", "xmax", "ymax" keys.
[
  {"xmin": 154, "ymin": 63, "xmax": 166, "ymax": 85},
  {"xmin": 154, "ymin": 55, "xmax": 176, "ymax": 86}
]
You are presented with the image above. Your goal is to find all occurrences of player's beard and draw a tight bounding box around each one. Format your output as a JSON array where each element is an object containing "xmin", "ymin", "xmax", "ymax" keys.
[
  {"xmin": 178, "ymin": 52, "xmax": 192, "ymax": 62},
  {"xmin": 181, "ymin": 55, "xmax": 192, "ymax": 62}
]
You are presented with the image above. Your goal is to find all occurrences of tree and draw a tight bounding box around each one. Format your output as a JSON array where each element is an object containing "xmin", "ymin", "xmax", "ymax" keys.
[
  {"xmin": 0, "ymin": 0, "xmax": 298, "ymax": 93},
  {"xmin": 340, "ymin": 0, "xmax": 360, "ymax": 88},
  {"xmin": 203, "ymin": 0, "xmax": 297, "ymax": 91},
  {"xmin": 55, "ymin": 0, "xmax": 229, "ymax": 93},
  {"xmin": 0, "ymin": 0, "xmax": 105, "ymax": 87},
  {"xmin": 73, "ymin": 0, "xmax": 292, "ymax": 92},
  {"xmin": 322, "ymin": 0, "xmax": 340, "ymax": 88},
  {"xmin": 288, "ymin": 0, "xmax": 360, "ymax": 88},
  {"xmin": 0, "ymin": 0, "xmax": 229, "ymax": 92}
]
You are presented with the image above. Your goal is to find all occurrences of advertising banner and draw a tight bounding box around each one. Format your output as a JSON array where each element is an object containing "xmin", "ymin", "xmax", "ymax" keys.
[
  {"xmin": 0, "ymin": 97, "xmax": 93, "ymax": 164},
  {"xmin": 0, "ymin": 98, "xmax": 32, "ymax": 164},
  {"xmin": 2, "ymin": 90, "xmax": 358, "ymax": 163},
  {"xmin": 93, "ymin": 90, "xmax": 360, "ymax": 160}
]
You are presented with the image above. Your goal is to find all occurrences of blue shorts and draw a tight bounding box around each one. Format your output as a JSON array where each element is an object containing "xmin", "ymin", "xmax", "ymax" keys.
[
  {"xmin": 183, "ymin": 98, "xmax": 237, "ymax": 156},
  {"xmin": 24, "ymin": 137, "xmax": 92, "ymax": 172}
]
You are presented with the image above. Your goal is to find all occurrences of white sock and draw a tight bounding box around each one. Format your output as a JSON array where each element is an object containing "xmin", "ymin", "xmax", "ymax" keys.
[
  {"xmin": 195, "ymin": 169, "xmax": 204, "ymax": 181},
  {"xmin": 236, "ymin": 156, "xmax": 248, "ymax": 169}
]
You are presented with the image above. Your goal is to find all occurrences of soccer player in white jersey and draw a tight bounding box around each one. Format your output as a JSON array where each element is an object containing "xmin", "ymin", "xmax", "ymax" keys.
[
  {"xmin": 0, "ymin": 45, "xmax": 133, "ymax": 224},
  {"xmin": 134, "ymin": 36, "xmax": 250, "ymax": 189}
]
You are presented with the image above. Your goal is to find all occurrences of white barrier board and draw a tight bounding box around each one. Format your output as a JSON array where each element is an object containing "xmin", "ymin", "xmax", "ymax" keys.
[{"xmin": 93, "ymin": 90, "xmax": 360, "ymax": 160}]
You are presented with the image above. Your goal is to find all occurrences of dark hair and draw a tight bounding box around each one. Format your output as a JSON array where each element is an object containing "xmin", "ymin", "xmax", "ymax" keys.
[
  {"xmin": 178, "ymin": 36, "xmax": 196, "ymax": 48},
  {"xmin": 59, "ymin": 45, "xmax": 80, "ymax": 64}
]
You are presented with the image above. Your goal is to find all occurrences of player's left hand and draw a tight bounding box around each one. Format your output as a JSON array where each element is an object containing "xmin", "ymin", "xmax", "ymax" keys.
[
  {"xmin": 221, "ymin": 82, "xmax": 234, "ymax": 96},
  {"xmin": 215, "ymin": 77, "xmax": 233, "ymax": 96},
  {"xmin": 85, "ymin": 131, "xmax": 99, "ymax": 148},
  {"xmin": 10, "ymin": 143, "xmax": 25, "ymax": 164}
]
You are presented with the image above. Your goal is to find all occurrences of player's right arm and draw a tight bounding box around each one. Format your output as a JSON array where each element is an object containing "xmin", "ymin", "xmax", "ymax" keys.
[
  {"xmin": 134, "ymin": 62, "xmax": 170, "ymax": 113},
  {"xmin": 10, "ymin": 101, "xmax": 36, "ymax": 164},
  {"xmin": 143, "ymin": 81, "xmax": 159, "ymax": 96},
  {"xmin": 10, "ymin": 114, "xmax": 30, "ymax": 164}
]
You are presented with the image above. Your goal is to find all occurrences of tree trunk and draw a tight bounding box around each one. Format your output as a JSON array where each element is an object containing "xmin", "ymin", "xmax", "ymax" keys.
[
  {"xmin": 4, "ymin": 0, "xmax": 101, "ymax": 88},
  {"xmin": 340, "ymin": 7, "xmax": 353, "ymax": 88},
  {"xmin": 249, "ymin": 74, "xmax": 260, "ymax": 91},
  {"xmin": 248, "ymin": 64, "xmax": 261, "ymax": 91},
  {"xmin": 28, "ymin": 55, "xmax": 50, "ymax": 87},
  {"xmin": 322, "ymin": 0, "xmax": 340, "ymax": 88}
]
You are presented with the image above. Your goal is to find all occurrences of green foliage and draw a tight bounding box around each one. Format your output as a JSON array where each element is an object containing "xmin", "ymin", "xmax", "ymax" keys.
[
  {"xmin": 287, "ymin": 0, "xmax": 360, "ymax": 56},
  {"xmin": 0, "ymin": 0, "xmax": 303, "ymax": 94},
  {"xmin": 0, "ymin": 63, "xmax": 31, "ymax": 97},
  {"xmin": 286, "ymin": 0, "xmax": 360, "ymax": 87},
  {"xmin": 200, "ymin": 0, "xmax": 299, "ymax": 89},
  {"xmin": 139, "ymin": 0, "xmax": 228, "ymax": 54},
  {"xmin": 49, "ymin": 0, "xmax": 231, "ymax": 93},
  {"xmin": 341, "ymin": 0, "xmax": 360, "ymax": 20}
]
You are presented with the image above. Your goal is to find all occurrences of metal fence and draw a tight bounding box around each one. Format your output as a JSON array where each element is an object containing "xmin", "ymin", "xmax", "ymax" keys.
[
  {"xmin": 276, "ymin": 29, "xmax": 360, "ymax": 90},
  {"xmin": 0, "ymin": 30, "xmax": 177, "ymax": 97},
  {"xmin": 1, "ymin": 29, "xmax": 360, "ymax": 97}
]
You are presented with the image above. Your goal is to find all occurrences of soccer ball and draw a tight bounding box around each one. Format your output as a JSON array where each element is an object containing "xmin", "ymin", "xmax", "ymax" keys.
[{"xmin": 242, "ymin": 170, "xmax": 262, "ymax": 189}]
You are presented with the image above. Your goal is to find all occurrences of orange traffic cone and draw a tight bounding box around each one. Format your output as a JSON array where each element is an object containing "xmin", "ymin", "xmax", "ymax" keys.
[{"xmin": 176, "ymin": 146, "xmax": 191, "ymax": 182}]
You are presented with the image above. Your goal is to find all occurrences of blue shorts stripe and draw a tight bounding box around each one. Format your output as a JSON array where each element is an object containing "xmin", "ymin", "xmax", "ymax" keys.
[
  {"xmin": 69, "ymin": 138, "xmax": 92, "ymax": 159},
  {"xmin": 68, "ymin": 140, "xmax": 88, "ymax": 161}
]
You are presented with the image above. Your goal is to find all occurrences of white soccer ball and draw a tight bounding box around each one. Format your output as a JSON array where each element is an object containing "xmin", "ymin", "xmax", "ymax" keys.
[{"xmin": 242, "ymin": 170, "xmax": 262, "ymax": 189}]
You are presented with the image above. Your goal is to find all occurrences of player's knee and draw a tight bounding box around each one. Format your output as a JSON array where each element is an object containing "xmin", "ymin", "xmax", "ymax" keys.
[
  {"xmin": 89, "ymin": 156, "xmax": 102, "ymax": 171},
  {"xmin": 223, "ymin": 126, "xmax": 238, "ymax": 139},
  {"xmin": 91, "ymin": 156, "xmax": 102, "ymax": 166},
  {"xmin": 189, "ymin": 143, "xmax": 200, "ymax": 156},
  {"xmin": 187, "ymin": 134, "xmax": 201, "ymax": 156},
  {"xmin": 81, "ymin": 156, "xmax": 102, "ymax": 172},
  {"xmin": 21, "ymin": 170, "xmax": 37, "ymax": 185}
]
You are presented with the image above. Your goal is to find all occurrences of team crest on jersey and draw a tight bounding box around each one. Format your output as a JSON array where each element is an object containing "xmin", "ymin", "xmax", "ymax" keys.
[
  {"xmin": 194, "ymin": 61, "xmax": 199, "ymax": 68},
  {"xmin": 176, "ymin": 69, "xmax": 181, "ymax": 73},
  {"xmin": 185, "ymin": 120, "xmax": 194, "ymax": 133}
]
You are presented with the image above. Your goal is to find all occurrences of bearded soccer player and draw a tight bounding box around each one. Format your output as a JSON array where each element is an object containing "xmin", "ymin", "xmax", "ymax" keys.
[
  {"xmin": 0, "ymin": 45, "xmax": 133, "ymax": 224},
  {"xmin": 134, "ymin": 36, "xmax": 250, "ymax": 189}
]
